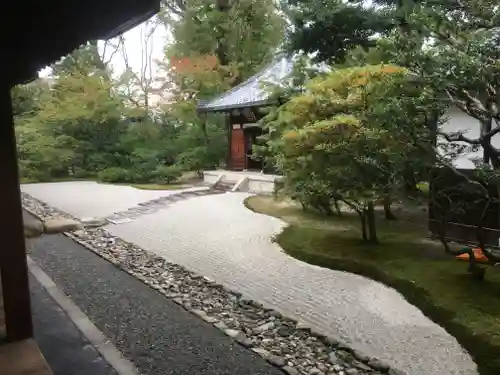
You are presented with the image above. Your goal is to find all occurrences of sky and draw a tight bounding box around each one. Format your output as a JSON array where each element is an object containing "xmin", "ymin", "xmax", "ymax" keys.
[{"xmin": 39, "ymin": 17, "xmax": 169, "ymax": 81}]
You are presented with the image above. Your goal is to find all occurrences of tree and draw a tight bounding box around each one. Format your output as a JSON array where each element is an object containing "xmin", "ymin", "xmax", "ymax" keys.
[
  {"xmin": 262, "ymin": 65, "xmax": 438, "ymax": 243},
  {"xmin": 164, "ymin": 0, "xmax": 285, "ymax": 85},
  {"xmin": 156, "ymin": 0, "xmax": 286, "ymax": 174},
  {"xmin": 114, "ymin": 19, "xmax": 162, "ymax": 116},
  {"xmin": 283, "ymin": 0, "xmax": 396, "ymax": 64},
  {"xmin": 379, "ymin": 0, "xmax": 500, "ymax": 267}
]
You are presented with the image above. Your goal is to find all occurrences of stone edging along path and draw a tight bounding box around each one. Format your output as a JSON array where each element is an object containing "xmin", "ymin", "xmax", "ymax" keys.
[{"xmin": 22, "ymin": 192, "xmax": 403, "ymax": 375}]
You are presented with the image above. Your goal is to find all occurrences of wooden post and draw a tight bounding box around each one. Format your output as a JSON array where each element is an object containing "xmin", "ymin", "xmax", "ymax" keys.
[
  {"xmin": 0, "ymin": 85, "xmax": 33, "ymax": 341},
  {"xmin": 226, "ymin": 113, "xmax": 232, "ymax": 170}
]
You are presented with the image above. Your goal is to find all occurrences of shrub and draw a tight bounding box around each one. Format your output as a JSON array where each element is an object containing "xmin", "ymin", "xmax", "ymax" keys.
[
  {"xmin": 154, "ymin": 165, "xmax": 182, "ymax": 184},
  {"xmin": 73, "ymin": 168, "xmax": 94, "ymax": 179},
  {"xmin": 126, "ymin": 169, "xmax": 154, "ymax": 184},
  {"xmin": 97, "ymin": 167, "xmax": 129, "ymax": 183}
]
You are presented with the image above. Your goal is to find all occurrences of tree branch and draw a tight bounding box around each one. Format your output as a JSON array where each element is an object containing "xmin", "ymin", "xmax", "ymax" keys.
[{"xmin": 439, "ymin": 125, "xmax": 500, "ymax": 146}]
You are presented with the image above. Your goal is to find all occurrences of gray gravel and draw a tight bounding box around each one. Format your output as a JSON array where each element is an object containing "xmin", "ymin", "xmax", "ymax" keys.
[
  {"xmin": 21, "ymin": 181, "xmax": 206, "ymax": 219},
  {"xmin": 30, "ymin": 274, "xmax": 117, "ymax": 375},
  {"xmin": 29, "ymin": 231, "xmax": 284, "ymax": 375},
  {"xmin": 21, "ymin": 183, "xmax": 478, "ymax": 375}
]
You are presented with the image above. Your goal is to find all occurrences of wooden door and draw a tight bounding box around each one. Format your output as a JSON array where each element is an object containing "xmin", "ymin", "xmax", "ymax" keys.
[{"xmin": 230, "ymin": 126, "xmax": 246, "ymax": 170}]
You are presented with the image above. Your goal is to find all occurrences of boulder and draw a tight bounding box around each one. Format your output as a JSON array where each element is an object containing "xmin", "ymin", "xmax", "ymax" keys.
[
  {"xmin": 43, "ymin": 218, "xmax": 82, "ymax": 234},
  {"xmin": 81, "ymin": 217, "xmax": 107, "ymax": 228},
  {"xmin": 24, "ymin": 221, "xmax": 44, "ymax": 238}
]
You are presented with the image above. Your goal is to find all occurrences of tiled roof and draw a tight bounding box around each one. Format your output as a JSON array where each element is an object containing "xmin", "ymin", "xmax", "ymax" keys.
[{"xmin": 197, "ymin": 55, "xmax": 296, "ymax": 113}]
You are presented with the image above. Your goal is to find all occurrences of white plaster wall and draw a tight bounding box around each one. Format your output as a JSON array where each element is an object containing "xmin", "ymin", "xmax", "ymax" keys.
[{"xmin": 440, "ymin": 107, "xmax": 500, "ymax": 169}]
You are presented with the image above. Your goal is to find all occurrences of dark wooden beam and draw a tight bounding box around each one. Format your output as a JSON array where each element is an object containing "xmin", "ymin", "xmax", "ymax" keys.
[
  {"xmin": 0, "ymin": 86, "xmax": 33, "ymax": 341},
  {"xmin": 226, "ymin": 113, "xmax": 232, "ymax": 170}
]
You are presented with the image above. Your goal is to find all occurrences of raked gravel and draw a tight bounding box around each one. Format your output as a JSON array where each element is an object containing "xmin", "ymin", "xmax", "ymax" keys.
[{"xmin": 21, "ymin": 187, "xmax": 477, "ymax": 375}]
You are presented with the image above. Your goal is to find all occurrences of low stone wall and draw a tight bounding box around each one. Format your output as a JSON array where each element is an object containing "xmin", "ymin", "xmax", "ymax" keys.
[{"xmin": 203, "ymin": 171, "xmax": 281, "ymax": 195}]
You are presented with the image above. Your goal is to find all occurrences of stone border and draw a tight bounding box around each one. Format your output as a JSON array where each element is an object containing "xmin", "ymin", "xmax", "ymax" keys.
[
  {"xmin": 27, "ymin": 256, "xmax": 141, "ymax": 375},
  {"xmin": 22, "ymin": 192, "xmax": 403, "ymax": 375}
]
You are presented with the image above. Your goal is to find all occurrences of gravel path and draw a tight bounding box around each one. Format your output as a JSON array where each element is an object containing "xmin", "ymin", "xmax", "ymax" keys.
[
  {"xmin": 22, "ymin": 182, "xmax": 477, "ymax": 375},
  {"xmin": 31, "ymin": 274, "xmax": 117, "ymax": 375},
  {"xmin": 29, "ymin": 230, "xmax": 284, "ymax": 375},
  {"xmin": 21, "ymin": 181, "xmax": 206, "ymax": 219},
  {"xmin": 106, "ymin": 193, "xmax": 476, "ymax": 375}
]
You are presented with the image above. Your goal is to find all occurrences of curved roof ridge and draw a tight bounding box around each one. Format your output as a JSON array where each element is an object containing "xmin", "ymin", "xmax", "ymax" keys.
[{"xmin": 197, "ymin": 53, "xmax": 294, "ymax": 113}]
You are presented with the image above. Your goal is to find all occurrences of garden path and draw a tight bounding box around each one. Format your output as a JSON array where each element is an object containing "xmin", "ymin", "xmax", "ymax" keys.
[{"xmin": 22, "ymin": 182, "xmax": 477, "ymax": 375}]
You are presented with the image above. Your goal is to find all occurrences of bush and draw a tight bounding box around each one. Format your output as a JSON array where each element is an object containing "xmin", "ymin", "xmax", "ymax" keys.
[
  {"xmin": 154, "ymin": 165, "xmax": 182, "ymax": 184},
  {"xmin": 97, "ymin": 167, "xmax": 129, "ymax": 183},
  {"xmin": 21, "ymin": 168, "xmax": 52, "ymax": 183},
  {"xmin": 126, "ymin": 169, "xmax": 154, "ymax": 184},
  {"xmin": 73, "ymin": 168, "xmax": 94, "ymax": 179}
]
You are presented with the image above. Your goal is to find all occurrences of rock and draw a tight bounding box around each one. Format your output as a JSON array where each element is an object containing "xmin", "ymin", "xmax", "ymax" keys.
[
  {"xmin": 308, "ymin": 367, "xmax": 321, "ymax": 375},
  {"xmin": 269, "ymin": 310, "xmax": 282, "ymax": 318},
  {"xmin": 252, "ymin": 347, "xmax": 270, "ymax": 359},
  {"xmin": 24, "ymin": 220, "xmax": 44, "ymax": 238},
  {"xmin": 328, "ymin": 352, "xmax": 340, "ymax": 365},
  {"xmin": 267, "ymin": 355, "xmax": 286, "ymax": 367},
  {"xmin": 345, "ymin": 369, "xmax": 359, "ymax": 375},
  {"xmin": 353, "ymin": 361, "xmax": 373, "ymax": 371},
  {"xmin": 278, "ymin": 326, "xmax": 294, "ymax": 336},
  {"xmin": 252, "ymin": 321, "xmax": 275, "ymax": 335},
  {"xmin": 368, "ymin": 359, "xmax": 390, "ymax": 371},
  {"xmin": 324, "ymin": 336, "xmax": 340, "ymax": 347},
  {"xmin": 282, "ymin": 366, "xmax": 300, "ymax": 375},
  {"xmin": 191, "ymin": 309, "xmax": 207, "ymax": 318},
  {"xmin": 214, "ymin": 322, "xmax": 228, "ymax": 330},
  {"xmin": 234, "ymin": 333, "xmax": 253, "ymax": 348},
  {"xmin": 333, "ymin": 364, "xmax": 343, "ymax": 372},
  {"xmin": 224, "ymin": 329, "xmax": 241, "ymax": 338},
  {"xmin": 43, "ymin": 218, "xmax": 82, "ymax": 234},
  {"xmin": 81, "ymin": 217, "xmax": 107, "ymax": 228},
  {"xmin": 310, "ymin": 329, "xmax": 325, "ymax": 340},
  {"xmin": 201, "ymin": 315, "xmax": 219, "ymax": 324},
  {"xmin": 73, "ymin": 230, "xmax": 91, "ymax": 240},
  {"xmin": 261, "ymin": 338, "xmax": 274, "ymax": 345},
  {"xmin": 336, "ymin": 350, "xmax": 351, "ymax": 360},
  {"xmin": 352, "ymin": 350, "xmax": 370, "ymax": 362},
  {"xmin": 389, "ymin": 368, "xmax": 407, "ymax": 375},
  {"xmin": 296, "ymin": 321, "xmax": 310, "ymax": 330}
]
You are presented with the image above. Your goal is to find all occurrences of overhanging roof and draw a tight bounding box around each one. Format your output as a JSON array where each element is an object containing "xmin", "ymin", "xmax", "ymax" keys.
[
  {"xmin": 3, "ymin": 0, "xmax": 160, "ymax": 87},
  {"xmin": 197, "ymin": 55, "xmax": 296, "ymax": 113}
]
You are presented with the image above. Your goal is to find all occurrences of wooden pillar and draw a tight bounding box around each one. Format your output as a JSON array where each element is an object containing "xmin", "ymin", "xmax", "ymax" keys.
[
  {"xmin": 0, "ymin": 85, "xmax": 33, "ymax": 341},
  {"xmin": 226, "ymin": 112, "xmax": 232, "ymax": 169}
]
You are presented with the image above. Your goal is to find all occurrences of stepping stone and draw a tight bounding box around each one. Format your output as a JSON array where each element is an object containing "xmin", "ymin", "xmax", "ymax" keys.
[{"xmin": 107, "ymin": 217, "xmax": 133, "ymax": 224}]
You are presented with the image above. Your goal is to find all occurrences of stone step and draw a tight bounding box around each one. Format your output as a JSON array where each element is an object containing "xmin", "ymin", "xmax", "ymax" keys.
[
  {"xmin": 106, "ymin": 189, "xmax": 226, "ymax": 222},
  {"xmin": 214, "ymin": 181, "xmax": 235, "ymax": 191}
]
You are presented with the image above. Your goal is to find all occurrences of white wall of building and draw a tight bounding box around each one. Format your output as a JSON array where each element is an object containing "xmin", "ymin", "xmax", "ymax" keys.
[{"xmin": 439, "ymin": 107, "xmax": 500, "ymax": 169}]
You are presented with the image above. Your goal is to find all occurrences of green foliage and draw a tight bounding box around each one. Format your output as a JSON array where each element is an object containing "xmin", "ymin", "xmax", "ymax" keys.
[
  {"xmin": 262, "ymin": 65, "xmax": 438, "ymax": 242},
  {"xmin": 97, "ymin": 167, "xmax": 130, "ymax": 183},
  {"xmin": 380, "ymin": 1, "xmax": 500, "ymax": 171},
  {"xmin": 156, "ymin": 0, "xmax": 285, "ymax": 178},
  {"xmin": 153, "ymin": 165, "xmax": 183, "ymax": 184},
  {"xmin": 283, "ymin": 0, "xmax": 396, "ymax": 63},
  {"xmin": 13, "ymin": 0, "xmax": 285, "ymax": 186}
]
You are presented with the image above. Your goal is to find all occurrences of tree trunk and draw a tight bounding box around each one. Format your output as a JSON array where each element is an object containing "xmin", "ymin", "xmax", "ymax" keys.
[
  {"xmin": 358, "ymin": 211, "xmax": 367, "ymax": 242},
  {"xmin": 366, "ymin": 201, "xmax": 378, "ymax": 244},
  {"xmin": 215, "ymin": 0, "xmax": 230, "ymax": 70},
  {"xmin": 333, "ymin": 200, "xmax": 342, "ymax": 216},
  {"xmin": 383, "ymin": 195, "xmax": 397, "ymax": 220}
]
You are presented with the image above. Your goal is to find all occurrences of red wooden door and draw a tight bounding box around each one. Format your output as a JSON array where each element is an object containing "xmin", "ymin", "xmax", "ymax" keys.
[{"xmin": 230, "ymin": 127, "xmax": 246, "ymax": 170}]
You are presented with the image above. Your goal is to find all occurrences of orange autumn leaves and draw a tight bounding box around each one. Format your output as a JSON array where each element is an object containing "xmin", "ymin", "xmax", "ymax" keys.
[{"xmin": 169, "ymin": 55, "xmax": 219, "ymax": 74}]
